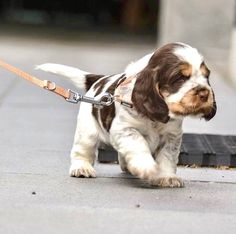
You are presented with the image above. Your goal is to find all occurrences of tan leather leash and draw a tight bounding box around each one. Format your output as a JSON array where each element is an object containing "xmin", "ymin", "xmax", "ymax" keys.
[
  {"xmin": 0, "ymin": 59, "xmax": 115, "ymax": 107},
  {"xmin": 0, "ymin": 59, "xmax": 72, "ymax": 100}
]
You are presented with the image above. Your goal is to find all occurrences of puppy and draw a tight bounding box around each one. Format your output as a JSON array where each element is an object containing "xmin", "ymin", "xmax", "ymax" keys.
[{"xmin": 37, "ymin": 42, "xmax": 216, "ymax": 187}]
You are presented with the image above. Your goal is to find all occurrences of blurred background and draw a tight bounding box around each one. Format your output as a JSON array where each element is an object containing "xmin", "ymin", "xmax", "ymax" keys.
[
  {"xmin": 0, "ymin": 0, "xmax": 235, "ymax": 79},
  {"xmin": 0, "ymin": 0, "xmax": 159, "ymax": 34},
  {"xmin": 0, "ymin": 0, "xmax": 236, "ymax": 134}
]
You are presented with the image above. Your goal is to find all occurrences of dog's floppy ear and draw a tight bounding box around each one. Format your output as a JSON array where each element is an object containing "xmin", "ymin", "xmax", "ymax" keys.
[{"xmin": 132, "ymin": 68, "xmax": 170, "ymax": 123}]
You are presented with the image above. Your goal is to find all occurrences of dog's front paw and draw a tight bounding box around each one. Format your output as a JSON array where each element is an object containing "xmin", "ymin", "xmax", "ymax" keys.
[
  {"xmin": 150, "ymin": 175, "xmax": 184, "ymax": 188},
  {"xmin": 127, "ymin": 159, "xmax": 158, "ymax": 180},
  {"xmin": 70, "ymin": 160, "xmax": 96, "ymax": 178}
]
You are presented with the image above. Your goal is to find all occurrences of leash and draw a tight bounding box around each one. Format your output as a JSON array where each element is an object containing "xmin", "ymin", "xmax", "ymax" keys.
[{"xmin": 0, "ymin": 59, "xmax": 117, "ymax": 108}]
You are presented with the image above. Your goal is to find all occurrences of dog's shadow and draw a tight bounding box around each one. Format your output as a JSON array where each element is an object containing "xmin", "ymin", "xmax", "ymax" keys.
[{"xmin": 116, "ymin": 172, "xmax": 161, "ymax": 189}]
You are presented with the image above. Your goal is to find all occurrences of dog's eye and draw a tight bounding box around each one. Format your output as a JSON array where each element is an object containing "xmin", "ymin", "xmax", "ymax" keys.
[
  {"xmin": 178, "ymin": 78, "xmax": 186, "ymax": 83},
  {"xmin": 173, "ymin": 75, "xmax": 189, "ymax": 85}
]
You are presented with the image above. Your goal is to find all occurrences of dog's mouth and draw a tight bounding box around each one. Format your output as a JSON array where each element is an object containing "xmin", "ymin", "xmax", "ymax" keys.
[
  {"xmin": 167, "ymin": 89, "xmax": 216, "ymax": 120},
  {"xmin": 168, "ymin": 102, "xmax": 213, "ymax": 117}
]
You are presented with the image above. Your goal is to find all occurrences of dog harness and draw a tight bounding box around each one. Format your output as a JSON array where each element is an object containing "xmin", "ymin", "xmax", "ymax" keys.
[{"xmin": 114, "ymin": 76, "xmax": 136, "ymax": 108}]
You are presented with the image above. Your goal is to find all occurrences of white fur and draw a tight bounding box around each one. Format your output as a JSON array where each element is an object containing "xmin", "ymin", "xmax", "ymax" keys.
[
  {"xmin": 125, "ymin": 53, "xmax": 153, "ymax": 77},
  {"xmin": 166, "ymin": 46, "xmax": 210, "ymax": 104},
  {"xmin": 36, "ymin": 63, "xmax": 89, "ymax": 89},
  {"xmin": 174, "ymin": 43, "xmax": 203, "ymax": 70}
]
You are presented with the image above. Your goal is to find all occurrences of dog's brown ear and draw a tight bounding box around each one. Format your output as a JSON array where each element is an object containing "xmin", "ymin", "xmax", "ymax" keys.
[{"xmin": 132, "ymin": 69, "xmax": 170, "ymax": 123}]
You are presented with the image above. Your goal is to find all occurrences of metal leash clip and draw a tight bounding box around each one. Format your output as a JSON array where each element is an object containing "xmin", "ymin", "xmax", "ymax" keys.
[
  {"xmin": 66, "ymin": 89, "xmax": 114, "ymax": 108},
  {"xmin": 66, "ymin": 89, "xmax": 81, "ymax": 104}
]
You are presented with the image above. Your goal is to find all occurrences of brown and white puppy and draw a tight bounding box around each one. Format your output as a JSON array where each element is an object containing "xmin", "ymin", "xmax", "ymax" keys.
[{"xmin": 37, "ymin": 42, "xmax": 216, "ymax": 187}]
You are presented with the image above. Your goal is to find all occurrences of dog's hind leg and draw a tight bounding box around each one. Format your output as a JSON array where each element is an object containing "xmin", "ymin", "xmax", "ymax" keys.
[{"xmin": 69, "ymin": 103, "xmax": 99, "ymax": 178}]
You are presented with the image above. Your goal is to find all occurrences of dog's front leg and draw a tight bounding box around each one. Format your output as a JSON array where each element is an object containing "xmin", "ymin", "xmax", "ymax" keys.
[
  {"xmin": 152, "ymin": 133, "xmax": 184, "ymax": 188},
  {"xmin": 111, "ymin": 128, "xmax": 158, "ymax": 182},
  {"xmin": 69, "ymin": 110, "xmax": 99, "ymax": 178}
]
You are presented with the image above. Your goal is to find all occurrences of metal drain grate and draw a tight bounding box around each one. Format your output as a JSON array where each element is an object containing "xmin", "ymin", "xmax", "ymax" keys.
[{"xmin": 98, "ymin": 134, "xmax": 236, "ymax": 167}]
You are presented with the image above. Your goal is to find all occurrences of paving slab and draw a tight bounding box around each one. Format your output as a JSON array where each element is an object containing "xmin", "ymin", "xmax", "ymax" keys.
[{"xmin": 1, "ymin": 171, "xmax": 236, "ymax": 234}]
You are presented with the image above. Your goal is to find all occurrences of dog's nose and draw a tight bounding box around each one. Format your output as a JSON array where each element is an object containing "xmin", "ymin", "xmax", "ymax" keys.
[{"xmin": 198, "ymin": 89, "xmax": 209, "ymax": 102}]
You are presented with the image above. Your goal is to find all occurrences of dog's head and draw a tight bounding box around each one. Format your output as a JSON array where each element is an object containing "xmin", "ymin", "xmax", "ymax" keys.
[{"xmin": 132, "ymin": 43, "xmax": 216, "ymax": 123}]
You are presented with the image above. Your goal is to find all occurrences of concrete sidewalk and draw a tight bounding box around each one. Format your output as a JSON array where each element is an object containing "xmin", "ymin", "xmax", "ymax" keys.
[{"xmin": 0, "ymin": 32, "xmax": 236, "ymax": 234}]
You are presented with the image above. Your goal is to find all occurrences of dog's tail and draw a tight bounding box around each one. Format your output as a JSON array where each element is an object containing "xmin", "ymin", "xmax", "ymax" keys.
[{"xmin": 36, "ymin": 63, "xmax": 104, "ymax": 90}]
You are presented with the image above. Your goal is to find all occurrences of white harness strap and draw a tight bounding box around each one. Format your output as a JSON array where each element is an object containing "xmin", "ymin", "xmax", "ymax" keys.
[{"xmin": 114, "ymin": 76, "xmax": 137, "ymax": 108}]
